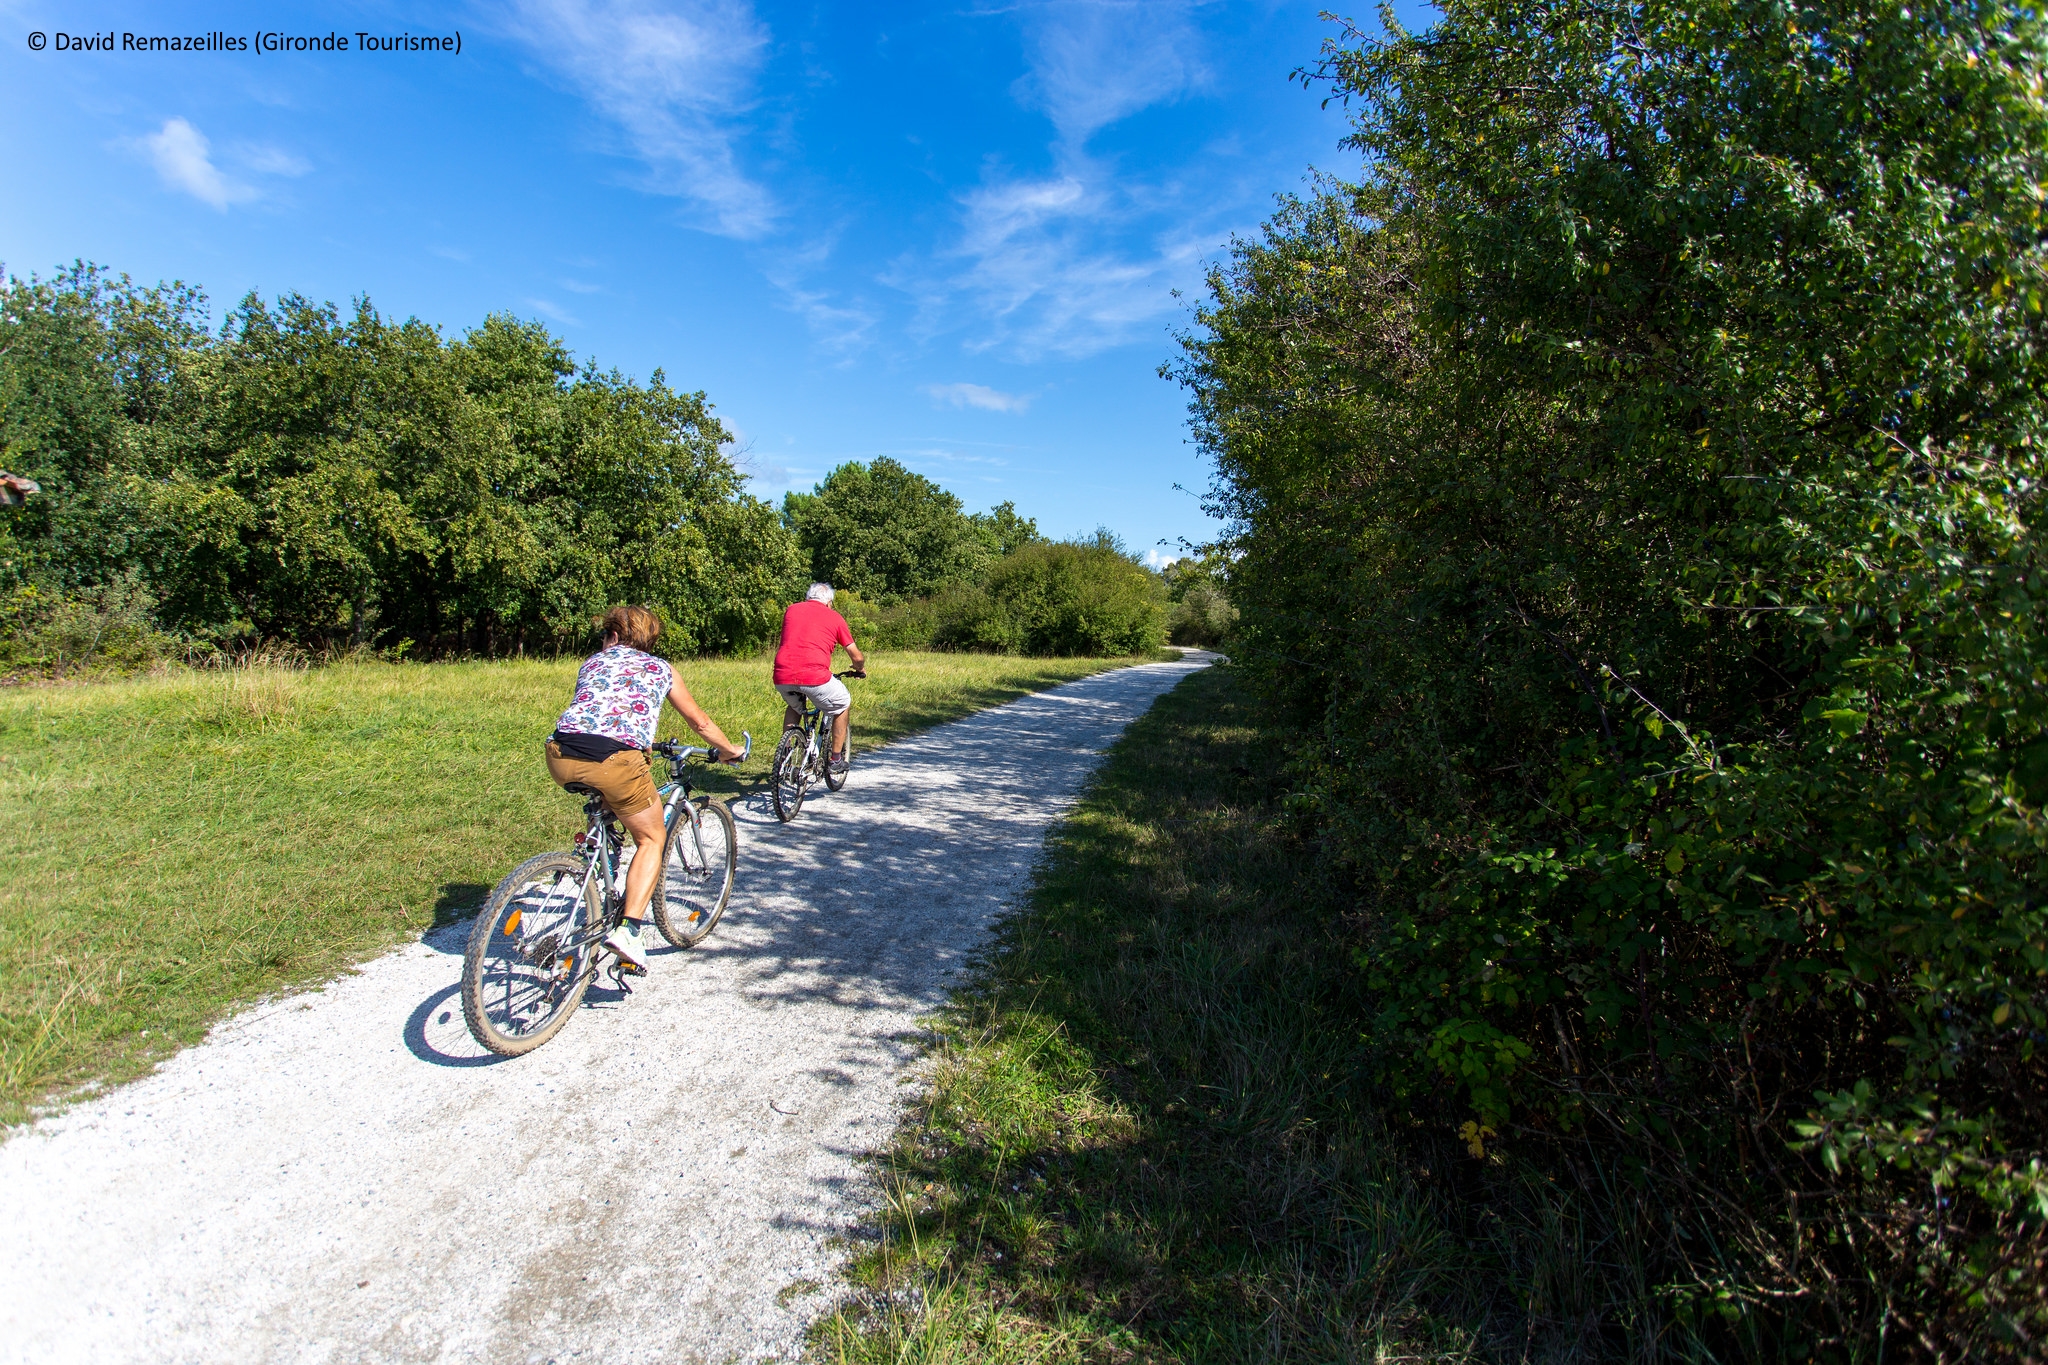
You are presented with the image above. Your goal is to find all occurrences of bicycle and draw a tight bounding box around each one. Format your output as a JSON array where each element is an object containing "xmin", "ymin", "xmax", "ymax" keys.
[
  {"xmin": 461, "ymin": 733, "xmax": 750, "ymax": 1056},
  {"xmin": 770, "ymin": 669, "xmax": 863, "ymax": 822}
]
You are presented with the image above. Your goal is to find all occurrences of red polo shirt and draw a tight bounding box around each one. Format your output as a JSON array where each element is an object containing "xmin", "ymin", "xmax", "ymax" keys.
[{"xmin": 772, "ymin": 600, "xmax": 854, "ymax": 686}]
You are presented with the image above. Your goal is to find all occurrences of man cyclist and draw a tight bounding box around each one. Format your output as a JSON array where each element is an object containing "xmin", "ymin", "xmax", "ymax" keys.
[
  {"xmin": 773, "ymin": 583, "xmax": 865, "ymax": 775},
  {"xmin": 545, "ymin": 605, "xmax": 744, "ymax": 973}
]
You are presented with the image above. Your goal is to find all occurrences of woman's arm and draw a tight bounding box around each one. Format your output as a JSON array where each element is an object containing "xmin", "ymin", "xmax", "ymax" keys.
[{"xmin": 666, "ymin": 679, "xmax": 744, "ymax": 762}]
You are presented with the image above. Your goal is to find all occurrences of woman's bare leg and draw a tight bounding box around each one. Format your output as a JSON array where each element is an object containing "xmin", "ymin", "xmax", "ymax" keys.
[{"xmin": 620, "ymin": 803, "xmax": 668, "ymax": 922}]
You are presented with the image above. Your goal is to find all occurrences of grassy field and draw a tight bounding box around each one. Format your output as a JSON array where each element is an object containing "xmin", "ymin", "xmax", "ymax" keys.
[
  {"xmin": 0, "ymin": 650, "xmax": 1152, "ymax": 1125},
  {"xmin": 811, "ymin": 664, "xmax": 1608, "ymax": 1363}
]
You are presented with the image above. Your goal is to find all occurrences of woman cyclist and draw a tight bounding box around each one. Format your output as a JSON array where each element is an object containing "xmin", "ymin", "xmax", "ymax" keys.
[{"xmin": 545, "ymin": 605, "xmax": 744, "ymax": 971}]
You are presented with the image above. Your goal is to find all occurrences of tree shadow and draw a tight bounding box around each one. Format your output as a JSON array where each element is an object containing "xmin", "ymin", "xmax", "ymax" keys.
[{"xmin": 432, "ymin": 881, "xmax": 491, "ymax": 926}]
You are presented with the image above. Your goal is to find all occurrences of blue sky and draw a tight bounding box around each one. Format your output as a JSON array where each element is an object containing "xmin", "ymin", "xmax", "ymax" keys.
[{"xmin": 1, "ymin": 1, "xmax": 1425, "ymax": 560}]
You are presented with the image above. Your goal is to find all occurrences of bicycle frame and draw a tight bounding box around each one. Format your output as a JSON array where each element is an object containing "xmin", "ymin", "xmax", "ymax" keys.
[{"xmin": 558, "ymin": 751, "xmax": 714, "ymax": 961}]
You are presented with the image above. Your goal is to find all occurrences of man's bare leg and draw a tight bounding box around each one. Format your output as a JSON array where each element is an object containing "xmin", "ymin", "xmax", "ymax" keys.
[{"xmin": 830, "ymin": 710, "xmax": 850, "ymax": 762}]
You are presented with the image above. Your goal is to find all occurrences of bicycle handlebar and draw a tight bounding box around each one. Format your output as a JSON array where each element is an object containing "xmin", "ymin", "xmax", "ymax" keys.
[
  {"xmin": 836, "ymin": 669, "xmax": 866, "ymax": 679},
  {"xmin": 654, "ymin": 730, "xmax": 751, "ymax": 764}
]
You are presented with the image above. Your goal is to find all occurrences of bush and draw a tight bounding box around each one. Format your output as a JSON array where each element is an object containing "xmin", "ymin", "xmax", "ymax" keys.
[
  {"xmin": 969, "ymin": 540, "xmax": 1165, "ymax": 657},
  {"xmin": 0, "ymin": 572, "xmax": 185, "ymax": 677},
  {"xmin": 1177, "ymin": 0, "xmax": 2048, "ymax": 1350},
  {"xmin": 1164, "ymin": 558, "xmax": 1236, "ymax": 647}
]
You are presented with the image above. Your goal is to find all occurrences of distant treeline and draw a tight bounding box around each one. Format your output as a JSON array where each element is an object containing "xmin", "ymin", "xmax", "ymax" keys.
[{"xmin": 0, "ymin": 267, "xmax": 1225, "ymax": 668}]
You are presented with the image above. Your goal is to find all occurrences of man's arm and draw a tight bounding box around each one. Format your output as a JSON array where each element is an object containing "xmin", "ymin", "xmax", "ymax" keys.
[
  {"xmin": 665, "ymin": 679, "xmax": 745, "ymax": 762},
  {"xmin": 843, "ymin": 638, "xmax": 866, "ymax": 672}
]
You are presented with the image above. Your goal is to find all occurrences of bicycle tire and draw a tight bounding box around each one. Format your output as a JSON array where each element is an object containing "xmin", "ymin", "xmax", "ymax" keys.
[
  {"xmin": 771, "ymin": 729, "xmax": 809, "ymax": 822},
  {"xmin": 824, "ymin": 727, "xmax": 851, "ymax": 792},
  {"xmin": 462, "ymin": 851, "xmax": 596, "ymax": 1056},
  {"xmin": 654, "ymin": 796, "xmax": 738, "ymax": 947}
]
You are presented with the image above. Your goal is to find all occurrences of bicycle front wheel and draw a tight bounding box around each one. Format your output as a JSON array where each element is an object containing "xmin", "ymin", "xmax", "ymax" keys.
[
  {"xmin": 463, "ymin": 852, "xmax": 596, "ymax": 1056},
  {"xmin": 654, "ymin": 796, "xmax": 738, "ymax": 947},
  {"xmin": 771, "ymin": 729, "xmax": 809, "ymax": 822}
]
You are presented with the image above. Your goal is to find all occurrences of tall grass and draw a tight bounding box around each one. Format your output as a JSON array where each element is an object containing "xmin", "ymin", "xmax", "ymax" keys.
[{"xmin": 0, "ymin": 650, "xmax": 1151, "ymax": 1125}]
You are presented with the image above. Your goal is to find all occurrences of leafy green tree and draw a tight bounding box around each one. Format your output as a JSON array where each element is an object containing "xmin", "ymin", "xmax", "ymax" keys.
[
  {"xmin": 1179, "ymin": 0, "xmax": 2048, "ymax": 1346},
  {"xmin": 968, "ymin": 500, "xmax": 1040, "ymax": 558},
  {"xmin": 0, "ymin": 271, "xmax": 803, "ymax": 659},
  {"xmin": 780, "ymin": 457, "xmax": 998, "ymax": 602}
]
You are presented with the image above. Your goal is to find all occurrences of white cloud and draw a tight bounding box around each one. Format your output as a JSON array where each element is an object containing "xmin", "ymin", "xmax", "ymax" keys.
[
  {"xmin": 143, "ymin": 118, "xmax": 254, "ymax": 210},
  {"xmin": 893, "ymin": 2, "xmax": 1225, "ymax": 359},
  {"xmin": 1143, "ymin": 546, "xmax": 1179, "ymax": 569},
  {"xmin": 923, "ymin": 382, "xmax": 1032, "ymax": 414},
  {"xmin": 1014, "ymin": 0, "xmax": 1207, "ymax": 149},
  {"xmin": 499, "ymin": 0, "xmax": 775, "ymax": 238},
  {"xmin": 897, "ymin": 169, "xmax": 1212, "ymax": 359}
]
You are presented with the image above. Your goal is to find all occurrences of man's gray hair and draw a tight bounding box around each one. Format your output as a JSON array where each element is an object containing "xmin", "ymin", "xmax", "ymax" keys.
[{"xmin": 806, "ymin": 582, "xmax": 836, "ymax": 604}]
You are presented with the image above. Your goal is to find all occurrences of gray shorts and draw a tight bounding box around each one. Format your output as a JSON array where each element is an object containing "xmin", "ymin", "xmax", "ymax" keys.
[{"xmin": 776, "ymin": 678, "xmax": 851, "ymax": 717}]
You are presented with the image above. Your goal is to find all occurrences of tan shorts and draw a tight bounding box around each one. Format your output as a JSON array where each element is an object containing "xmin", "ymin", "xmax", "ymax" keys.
[{"xmin": 543, "ymin": 741, "xmax": 660, "ymax": 818}]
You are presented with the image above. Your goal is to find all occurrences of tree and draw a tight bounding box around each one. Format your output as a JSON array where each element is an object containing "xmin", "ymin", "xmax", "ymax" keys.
[
  {"xmin": 781, "ymin": 457, "xmax": 996, "ymax": 603},
  {"xmin": 968, "ymin": 500, "xmax": 1040, "ymax": 558},
  {"xmin": 0, "ymin": 271, "xmax": 804, "ymax": 657}
]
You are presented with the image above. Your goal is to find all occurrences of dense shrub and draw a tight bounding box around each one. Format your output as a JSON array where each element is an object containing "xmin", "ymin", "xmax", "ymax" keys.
[
  {"xmin": 0, "ymin": 268, "xmax": 805, "ymax": 658},
  {"xmin": 1178, "ymin": 0, "xmax": 2048, "ymax": 1350},
  {"xmin": 0, "ymin": 573, "xmax": 185, "ymax": 676},
  {"xmin": 833, "ymin": 539, "xmax": 1166, "ymax": 658},
  {"xmin": 1164, "ymin": 556, "xmax": 1236, "ymax": 648},
  {"xmin": 964, "ymin": 539, "xmax": 1166, "ymax": 656}
]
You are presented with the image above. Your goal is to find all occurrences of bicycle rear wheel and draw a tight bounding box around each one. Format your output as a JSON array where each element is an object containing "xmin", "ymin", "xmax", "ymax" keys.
[
  {"xmin": 771, "ymin": 729, "xmax": 809, "ymax": 822},
  {"xmin": 463, "ymin": 852, "xmax": 595, "ymax": 1056},
  {"xmin": 654, "ymin": 796, "xmax": 738, "ymax": 948}
]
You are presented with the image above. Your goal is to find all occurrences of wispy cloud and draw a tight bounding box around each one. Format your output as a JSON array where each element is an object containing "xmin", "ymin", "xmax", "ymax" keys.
[
  {"xmin": 143, "ymin": 118, "xmax": 255, "ymax": 210},
  {"xmin": 1014, "ymin": 0, "xmax": 1208, "ymax": 150},
  {"xmin": 896, "ymin": 2, "xmax": 1225, "ymax": 359},
  {"xmin": 499, "ymin": 0, "xmax": 775, "ymax": 238},
  {"xmin": 235, "ymin": 143, "xmax": 311, "ymax": 177},
  {"xmin": 525, "ymin": 297, "xmax": 583, "ymax": 326},
  {"xmin": 761, "ymin": 230, "xmax": 878, "ymax": 354},
  {"xmin": 923, "ymin": 382, "xmax": 1033, "ymax": 414}
]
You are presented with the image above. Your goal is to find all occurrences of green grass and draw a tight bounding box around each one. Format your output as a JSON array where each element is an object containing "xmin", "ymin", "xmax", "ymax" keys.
[
  {"xmin": 0, "ymin": 648, "xmax": 1154, "ymax": 1125},
  {"xmin": 812, "ymin": 663, "xmax": 1556, "ymax": 1364}
]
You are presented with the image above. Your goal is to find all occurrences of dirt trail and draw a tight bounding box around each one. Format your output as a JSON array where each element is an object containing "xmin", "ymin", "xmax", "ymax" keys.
[{"xmin": 0, "ymin": 654, "xmax": 1211, "ymax": 1364}]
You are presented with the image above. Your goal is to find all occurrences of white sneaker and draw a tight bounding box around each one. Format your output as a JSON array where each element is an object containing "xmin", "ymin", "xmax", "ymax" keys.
[{"xmin": 604, "ymin": 923, "xmax": 649, "ymax": 972}]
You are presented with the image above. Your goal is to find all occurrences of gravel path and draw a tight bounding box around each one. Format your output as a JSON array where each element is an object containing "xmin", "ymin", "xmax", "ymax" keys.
[{"xmin": 0, "ymin": 654, "xmax": 1210, "ymax": 1365}]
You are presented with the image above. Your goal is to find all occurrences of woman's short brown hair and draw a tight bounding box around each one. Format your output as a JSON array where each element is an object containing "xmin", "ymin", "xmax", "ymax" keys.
[{"xmin": 599, "ymin": 604, "xmax": 662, "ymax": 652}]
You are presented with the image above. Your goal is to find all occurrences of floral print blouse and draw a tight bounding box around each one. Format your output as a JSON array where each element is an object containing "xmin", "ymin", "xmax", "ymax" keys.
[{"xmin": 554, "ymin": 645, "xmax": 674, "ymax": 750}]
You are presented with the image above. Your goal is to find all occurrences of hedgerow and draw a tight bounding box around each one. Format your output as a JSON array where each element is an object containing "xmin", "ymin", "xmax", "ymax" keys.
[{"xmin": 1177, "ymin": 0, "xmax": 2048, "ymax": 1350}]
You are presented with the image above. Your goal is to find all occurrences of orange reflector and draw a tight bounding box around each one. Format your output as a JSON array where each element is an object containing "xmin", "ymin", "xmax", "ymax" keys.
[{"xmin": 502, "ymin": 909, "xmax": 522, "ymax": 935}]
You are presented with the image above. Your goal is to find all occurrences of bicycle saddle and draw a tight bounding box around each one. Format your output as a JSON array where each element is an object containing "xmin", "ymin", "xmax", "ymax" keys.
[{"xmin": 561, "ymin": 782, "xmax": 601, "ymax": 797}]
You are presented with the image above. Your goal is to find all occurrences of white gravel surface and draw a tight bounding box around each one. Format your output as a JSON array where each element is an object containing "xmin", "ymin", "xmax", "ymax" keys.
[{"xmin": 0, "ymin": 654, "xmax": 1210, "ymax": 1365}]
